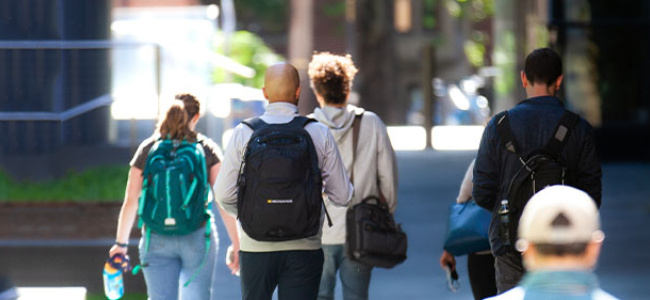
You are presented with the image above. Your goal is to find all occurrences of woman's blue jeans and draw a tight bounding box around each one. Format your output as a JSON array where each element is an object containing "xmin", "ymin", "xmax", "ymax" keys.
[
  {"xmin": 139, "ymin": 225, "xmax": 216, "ymax": 300},
  {"xmin": 318, "ymin": 244, "xmax": 372, "ymax": 300}
]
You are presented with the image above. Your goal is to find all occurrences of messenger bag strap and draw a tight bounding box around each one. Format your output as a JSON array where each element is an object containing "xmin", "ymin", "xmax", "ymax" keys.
[
  {"xmin": 349, "ymin": 112, "xmax": 389, "ymax": 206},
  {"xmin": 350, "ymin": 112, "xmax": 363, "ymax": 184}
]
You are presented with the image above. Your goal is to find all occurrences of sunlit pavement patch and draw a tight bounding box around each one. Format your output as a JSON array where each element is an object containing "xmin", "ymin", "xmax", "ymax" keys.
[
  {"xmin": 386, "ymin": 125, "xmax": 484, "ymax": 151},
  {"xmin": 17, "ymin": 287, "xmax": 86, "ymax": 300}
]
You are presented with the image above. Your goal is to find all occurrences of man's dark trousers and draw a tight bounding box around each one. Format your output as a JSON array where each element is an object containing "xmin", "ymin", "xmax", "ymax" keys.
[
  {"xmin": 494, "ymin": 251, "xmax": 525, "ymax": 293},
  {"xmin": 240, "ymin": 249, "xmax": 324, "ymax": 300}
]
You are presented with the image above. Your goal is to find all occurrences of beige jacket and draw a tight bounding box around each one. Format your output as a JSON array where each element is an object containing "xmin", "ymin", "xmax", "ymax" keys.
[{"xmin": 311, "ymin": 104, "xmax": 398, "ymax": 245}]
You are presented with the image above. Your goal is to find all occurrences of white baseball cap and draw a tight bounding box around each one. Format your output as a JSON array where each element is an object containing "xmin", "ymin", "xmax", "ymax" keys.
[{"xmin": 516, "ymin": 185, "xmax": 604, "ymax": 252}]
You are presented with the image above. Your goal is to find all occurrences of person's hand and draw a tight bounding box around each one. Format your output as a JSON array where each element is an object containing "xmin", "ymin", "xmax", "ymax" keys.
[
  {"xmin": 439, "ymin": 250, "xmax": 456, "ymax": 272},
  {"xmin": 226, "ymin": 244, "xmax": 240, "ymax": 276},
  {"xmin": 109, "ymin": 243, "xmax": 128, "ymax": 259}
]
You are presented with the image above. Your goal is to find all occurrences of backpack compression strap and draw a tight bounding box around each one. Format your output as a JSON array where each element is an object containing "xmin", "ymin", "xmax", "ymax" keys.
[
  {"xmin": 496, "ymin": 111, "xmax": 519, "ymax": 154},
  {"xmin": 543, "ymin": 110, "xmax": 580, "ymax": 156}
]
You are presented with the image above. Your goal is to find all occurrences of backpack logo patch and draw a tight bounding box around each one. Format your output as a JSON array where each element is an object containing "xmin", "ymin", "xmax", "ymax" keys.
[{"xmin": 267, "ymin": 199, "xmax": 294, "ymax": 204}]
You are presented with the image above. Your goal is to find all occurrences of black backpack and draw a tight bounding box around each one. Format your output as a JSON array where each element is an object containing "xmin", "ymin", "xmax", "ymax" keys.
[
  {"xmin": 237, "ymin": 116, "xmax": 328, "ymax": 241},
  {"xmin": 496, "ymin": 110, "xmax": 579, "ymax": 249}
]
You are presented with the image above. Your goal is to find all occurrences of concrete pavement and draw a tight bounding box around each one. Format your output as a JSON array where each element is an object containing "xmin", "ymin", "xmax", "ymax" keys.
[
  {"xmin": 2, "ymin": 150, "xmax": 649, "ymax": 299},
  {"xmin": 192, "ymin": 150, "xmax": 650, "ymax": 299}
]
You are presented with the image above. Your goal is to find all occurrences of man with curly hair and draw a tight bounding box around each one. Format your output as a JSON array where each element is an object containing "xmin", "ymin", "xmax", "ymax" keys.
[{"xmin": 308, "ymin": 52, "xmax": 398, "ymax": 300}]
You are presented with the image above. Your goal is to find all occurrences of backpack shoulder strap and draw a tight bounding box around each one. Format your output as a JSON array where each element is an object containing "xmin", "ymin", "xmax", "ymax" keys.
[
  {"xmin": 242, "ymin": 117, "xmax": 267, "ymax": 131},
  {"xmin": 288, "ymin": 115, "xmax": 333, "ymax": 226},
  {"xmin": 352, "ymin": 112, "xmax": 364, "ymax": 157},
  {"xmin": 287, "ymin": 115, "xmax": 316, "ymax": 128},
  {"xmin": 495, "ymin": 110, "xmax": 519, "ymax": 154},
  {"xmin": 195, "ymin": 133, "xmax": 206, "ymax": 144},
  {"xmin": 544, "ymin": 110, "xmax": 580, "ymax": 156}
]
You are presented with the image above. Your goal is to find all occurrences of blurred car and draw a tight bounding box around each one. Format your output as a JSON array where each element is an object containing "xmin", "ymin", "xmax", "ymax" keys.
[
  {"xmin": 204, "ymin": 83, "xmax": 267, "ymax": 148},
  {"xmin": 433, "ymin": 76, "xmax": 491, "ymax": 126}
]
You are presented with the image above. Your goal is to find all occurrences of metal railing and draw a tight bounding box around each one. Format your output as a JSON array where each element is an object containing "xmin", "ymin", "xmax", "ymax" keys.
[
  {"xmin": 0, "ymin": 40, "xmax": 162, "ymax": 154},
  {"xmin": 0, "ymin": 94, "xmax": 113, "ymax": 122},
  {"xmin": 0, "ymin": 40, "xmax": 162, "ymax": 121}
]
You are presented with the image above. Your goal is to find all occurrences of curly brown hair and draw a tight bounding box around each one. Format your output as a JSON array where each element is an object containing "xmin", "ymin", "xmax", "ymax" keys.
[
  {"xmin": 308, "ymin": 52, "xmax": 358, "ymax": 105},
  {"xmin": 175, "ymin": 93, "xmax": 200, "ymax": 119},
  {"xmin": 156, "ymin": 94, "xmax": 201, "ymax": 142}
]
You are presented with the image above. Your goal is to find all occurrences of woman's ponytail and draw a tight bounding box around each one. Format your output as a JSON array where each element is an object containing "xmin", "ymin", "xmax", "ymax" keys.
[{"xmin": 157, "ymin": 100, "xmax": 196, "ymax": 141}]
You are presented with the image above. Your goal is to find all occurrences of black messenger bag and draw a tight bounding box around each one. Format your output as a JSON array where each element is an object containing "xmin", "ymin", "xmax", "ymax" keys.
[
  {"xmin": 344, "ymin": 111, "xmax": 407, "ymax": 268},
  {"xmin": 346, "ymin": 196, "xmax": 407, "ymax": 268}
]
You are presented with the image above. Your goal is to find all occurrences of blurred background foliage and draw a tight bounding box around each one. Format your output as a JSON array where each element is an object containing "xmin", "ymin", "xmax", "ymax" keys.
[
  {"xmin": 212, "ymin": 31, "xmax": 285, "ymax": 88},
  {"xmin": 204, "ymin": 0, "xmax": 288, "ymax": 34},
  {"xmin": 451, "ymin": 0, "xmax": 495, "ymax": 68},
  {"xmin": 0, "ymin": 166, "xmax": 128, "ymax": 202}
]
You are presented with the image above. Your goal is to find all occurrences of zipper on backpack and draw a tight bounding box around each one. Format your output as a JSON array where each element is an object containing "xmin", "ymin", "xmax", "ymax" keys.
[
  {"xmin": 179, "ymin": 172, "xmax": 191, "ymax": 219},
  {"xmin": 180, "ymin": 173, "xmax": 188, "ymax": 202},
  {"xmin": 151, "ymin": 202, "xmax": 159, "ymax": 220},
  {"xmin": 182, "ymin": 178, "xmax": 198, "ymax": 219},
  {"xmin": 179, "ymin": 154, "xmax": 195, "ymax": 173},
  {"xmin": 153, "ymin": 175, "xmax": 160, "ymax": 200},
  {"xmin": 165, "ymin": 169, "xmax": 176, "ymax": 226}
]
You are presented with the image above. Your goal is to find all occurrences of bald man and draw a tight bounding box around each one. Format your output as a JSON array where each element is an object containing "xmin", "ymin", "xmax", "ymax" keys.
[
  {"xmin": 215, "ymin": 62, "xmax": 353, "ymax": 300},
  {"xmin": 263, "ymin": 62, "xmax": 301, "ymax": 102}
]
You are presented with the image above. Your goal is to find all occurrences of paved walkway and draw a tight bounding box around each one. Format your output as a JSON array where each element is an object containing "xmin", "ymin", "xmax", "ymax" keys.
[
  {"xmin": 2, "ymin": 150, "xmax": 649, "ymax": 299},
  {"xmin": 211, "ymin": 150, "xmax": 650, "ymax": 299}
]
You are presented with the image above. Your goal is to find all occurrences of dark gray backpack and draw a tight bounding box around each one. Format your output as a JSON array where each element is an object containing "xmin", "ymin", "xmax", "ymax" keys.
[
  {"xmin": 237, "ymin": 116, "xmax": 329, "ymax": 241},
  {"xmin": 496, "ymin": 110, "xmax": 579, "ymax": 250}
]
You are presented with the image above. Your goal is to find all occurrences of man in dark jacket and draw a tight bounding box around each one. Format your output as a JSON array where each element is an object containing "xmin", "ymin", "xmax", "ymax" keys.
[
  {"xmin": 472, "ymin": 48, "xmax": 602, "ymax": 294},
  {"xmin": 0, "ymin": 275, "xmax": 18, "ymax": 300}
]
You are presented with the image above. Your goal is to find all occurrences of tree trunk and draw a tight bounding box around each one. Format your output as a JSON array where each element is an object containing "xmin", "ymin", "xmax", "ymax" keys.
[
  {"xmin": 354, "ymin": 0, "xmax": 400, "ymax": 124},
  {"xmin": 288, "ymin": 0, "xmax": 316, "ymax": 114}
]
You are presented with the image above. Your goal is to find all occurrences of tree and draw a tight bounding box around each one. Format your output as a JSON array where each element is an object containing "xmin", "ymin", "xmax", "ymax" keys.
[
  {"xmin": 354, "ymin": 0, "xmax": 400, "ymax": 124},
  {"xmin": 212, "ymin": 31, "xmax": 284, "ymax": 88}
]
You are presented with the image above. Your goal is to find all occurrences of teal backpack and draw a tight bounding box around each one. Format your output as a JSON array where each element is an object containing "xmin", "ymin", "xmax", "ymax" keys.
[{"xmin": 133, "ymin": 138, "xmax": 213, "ymax": 286}]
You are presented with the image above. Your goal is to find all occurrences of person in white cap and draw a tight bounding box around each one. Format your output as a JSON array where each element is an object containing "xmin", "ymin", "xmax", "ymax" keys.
[{"xmin": 487, "ymin": 185, "xmax": 618, "ymax": 300}]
